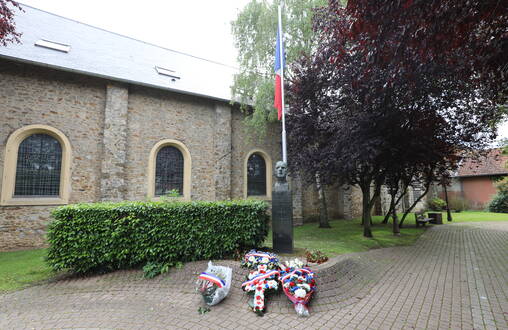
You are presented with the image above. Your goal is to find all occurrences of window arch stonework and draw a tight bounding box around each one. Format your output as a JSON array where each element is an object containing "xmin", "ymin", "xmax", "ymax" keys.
[
  {"xmin": 243, "ymin": 149, "xmax": 272, "ymax": 199},
  {"xmin": 147, "ymin": 139, "xmax": 191, "ymax": 200},
  {"xmin": 1, "ymin": 125, "xmax": 72, "ymax": 206}
]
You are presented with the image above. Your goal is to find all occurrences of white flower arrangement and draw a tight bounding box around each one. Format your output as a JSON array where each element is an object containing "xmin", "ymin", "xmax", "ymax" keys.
[{"xmin": 294, "ymin": 288, "xmax": 307, "ymax": 298}]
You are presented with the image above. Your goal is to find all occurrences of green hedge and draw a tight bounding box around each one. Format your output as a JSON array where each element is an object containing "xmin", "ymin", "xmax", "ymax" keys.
[
  {"xmin": 489, "ymin": 193, "xmax": 508, "ymax": 213},
  {"xmin": 47, "ymin": 200, "xmax": 268, "ymax": 274}
]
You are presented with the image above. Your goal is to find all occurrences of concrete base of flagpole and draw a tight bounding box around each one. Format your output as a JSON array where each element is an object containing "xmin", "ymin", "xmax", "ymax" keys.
[{"xmin": 271, "ymin": 161, "xmax": 293, "ymax": 254}]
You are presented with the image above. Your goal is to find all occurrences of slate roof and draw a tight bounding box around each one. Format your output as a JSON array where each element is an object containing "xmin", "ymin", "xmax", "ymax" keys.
[
  {"xmin": 456, "ymin": 149, "xmax": 508, "ymax": 177},
  {"xmin": 0, "ymin": 4, "xmax": 237, "ymax": 102}
]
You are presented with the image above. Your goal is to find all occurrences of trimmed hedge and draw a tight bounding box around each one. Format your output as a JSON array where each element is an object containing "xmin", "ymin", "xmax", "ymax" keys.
[{"xmin": 47, "ymin": 200, "xmax": 268, "ymax": 274}]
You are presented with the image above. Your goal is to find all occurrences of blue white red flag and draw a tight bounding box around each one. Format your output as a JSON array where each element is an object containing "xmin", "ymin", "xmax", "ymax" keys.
[{"xmin": 274, "ymin": 29, "xmax": 285, "ymax": 120}]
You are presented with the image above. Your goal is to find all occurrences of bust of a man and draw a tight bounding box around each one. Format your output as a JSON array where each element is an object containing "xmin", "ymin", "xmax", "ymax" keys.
[{"xmin": 274, "ymin": 161, "xmax": 289, "ymax": 191}]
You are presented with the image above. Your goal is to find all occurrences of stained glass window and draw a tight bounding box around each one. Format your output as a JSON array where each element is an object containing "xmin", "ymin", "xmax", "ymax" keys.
[
  {"xmin": 14, "ymin": 134, "xmax": 62, "ymax": 196},
  {"xmin": 155, "ymin": 146, "xmax": 184, "ymax": 196},
  {"xmin": 247, "ymin": 153, "xmax": 266, "ymax": 196}
]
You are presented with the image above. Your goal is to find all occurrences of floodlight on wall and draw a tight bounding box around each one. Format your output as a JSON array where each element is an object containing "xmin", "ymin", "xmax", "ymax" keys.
[
  {"xmin": 35, "ymin": 39, "xmax": 71, "ymax": 53},
  {"xmin": 155, "ymin": 66, "xmax": 180, "ymax": 82}
]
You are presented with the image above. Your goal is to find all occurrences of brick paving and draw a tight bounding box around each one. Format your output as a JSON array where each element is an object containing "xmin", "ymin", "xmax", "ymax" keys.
[{"xmin": 1, "ymin": 222, "xmax": 507, "ymax": 329}]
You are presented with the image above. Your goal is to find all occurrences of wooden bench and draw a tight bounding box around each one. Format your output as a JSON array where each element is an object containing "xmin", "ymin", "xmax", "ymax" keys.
[{"xmin": 415, "ymin": 212, "xmax": 432, "ymax": 227}]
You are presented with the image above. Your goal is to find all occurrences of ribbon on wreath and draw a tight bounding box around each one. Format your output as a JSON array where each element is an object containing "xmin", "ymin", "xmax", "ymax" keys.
[
  {"xmin": 280, "ymin": 268, "xmax": 313, "ymax": 282},
  {"xmin": 241, "ymin": 270, "xmax": 280, "ymax": 287},
  {"xmin": 244, "ymin": 251, "xmax": 273, "ymax": 259},
  {"xmin": 198, "ymin": 272, "xmax": 225, "ymax": 288}
]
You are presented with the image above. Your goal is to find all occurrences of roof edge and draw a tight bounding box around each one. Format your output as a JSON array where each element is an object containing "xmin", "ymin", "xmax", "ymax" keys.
[
  {"xmin": 17, "ymin": 2, "xmax": 239, "ymax": 71},
  {"xmin": 0, "ymin": 54, "xmax": 231, "ymax": 103}
]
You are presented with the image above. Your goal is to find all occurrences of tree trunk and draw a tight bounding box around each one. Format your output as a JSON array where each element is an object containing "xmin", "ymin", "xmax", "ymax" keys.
[
  {"xmin": 399, "ymin": 182, "xmax": 431, "ymax": 227},
  {"xmin": 383, "ymin": 181, "xmax": 408, "ymax": 224},
  {"xmin": 315, "ymin": 172, "xmax": 331, "ymax": 228},
  {"xmin": 443, "ymin": 183, "xmax": 452, "ymax": 222},
  {"xmin": 360, "ymin": 182, "xmax": 373, "ymax": 237},
  {"xmin": 392, "ymin": 199, "xmax": 400, "ymax": 235},
  {"xmin": 382, "ymin": 193, "xmax": 393, "ymax": 224}
]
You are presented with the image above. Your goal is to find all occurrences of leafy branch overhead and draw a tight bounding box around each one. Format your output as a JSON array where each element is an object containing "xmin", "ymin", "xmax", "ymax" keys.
[
  {"xmin": 286, "ymin": 0, "xmax": 507, "ymax": 237},
  {"xmin": 231, "ymin": 0, "xmax": 328, "ymax": 135},
  {"xmin": 0, "ymin": 0, "xmax": 22, "ymax": 46}
]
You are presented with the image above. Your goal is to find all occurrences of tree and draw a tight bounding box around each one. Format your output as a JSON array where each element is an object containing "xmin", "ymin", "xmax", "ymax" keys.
[
  {"xmin": 286, "ymin": 0, "xmax": 505, "ymax": 237},
  {"xmin": 0, "ymin": 0, "xmax": 22, "ymax": 46},
  {"xmin": 232, "ymin": 0, "xmax": 333, "ymax": 228},
  {"xmin": 231, "ymin": 0, "xmax": 327, "ymax": 135}
]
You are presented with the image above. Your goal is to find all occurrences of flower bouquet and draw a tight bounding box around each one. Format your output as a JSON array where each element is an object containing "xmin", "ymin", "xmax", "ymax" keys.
[
  {"xmin": 196, "ymin": 261, "xmax": 232, "ymax": 306},
  {"xmin": 280, "ymin": 259, "xmax": 316, "ymax": 317},
  {"xmin": 241, "ymin": 250, "xmax": 280, "ymax": 270},
  {"xmin": 241, "ymin": 250, "xmax": 280, "ymax": 315}
]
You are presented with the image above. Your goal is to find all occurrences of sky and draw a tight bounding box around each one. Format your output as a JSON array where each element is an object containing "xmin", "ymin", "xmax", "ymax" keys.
[
  {"xmin": 19, "ymin": 0, "xmax": 250, "ymax": 68},
  {"xmin": 15, "ymin": 0, "xmax": 508, "ymax": 142}
]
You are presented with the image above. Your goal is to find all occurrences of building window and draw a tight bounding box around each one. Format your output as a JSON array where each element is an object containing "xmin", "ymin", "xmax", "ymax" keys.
[
  {"xmin": 244, "ymin": 149, "xmax": 272, "ymax": 199},
  {"xmin": 247, "ymin": 153, "xmax": 267, "ymax": 196},
  {"xmin": 155, "ymin": 146, "xmax": 184, "ymax": 196},
  {"xmin": 15, "ymin": 134, "xmax": 62, "ymax": 196},
  {"xmin": 147, "ymin": 139, "xmax": 192, "ymax": 200},
  {"xmin": 1, "ymin": 125, "xmax": 72, "ymax": 206}
]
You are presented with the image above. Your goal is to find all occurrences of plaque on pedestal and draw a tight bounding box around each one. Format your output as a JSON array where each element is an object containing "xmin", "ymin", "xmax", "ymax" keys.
[{"xmin": 271, "ymin": 161, "xmax": 293, "ymax": 253}]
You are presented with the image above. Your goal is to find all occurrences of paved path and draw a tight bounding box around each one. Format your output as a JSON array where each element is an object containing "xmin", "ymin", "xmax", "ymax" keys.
[{"xmin": 1, "ymin": 222, "xmax": 507, "ymax": 329}]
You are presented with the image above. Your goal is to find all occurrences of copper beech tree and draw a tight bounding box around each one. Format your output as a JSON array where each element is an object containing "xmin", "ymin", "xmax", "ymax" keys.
[
  {"xmin": 286, "ymin": 0, "xmax": 507, "ymax": 237},
  {"xmin": 0, "ymin": 0, "xmax": 22, "ymax": 46}
]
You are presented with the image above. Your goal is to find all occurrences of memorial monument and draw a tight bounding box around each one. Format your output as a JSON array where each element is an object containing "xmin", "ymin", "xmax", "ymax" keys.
[{"xmin": 271, "ymin": 161, "xmax": 293, "ymax": 253}]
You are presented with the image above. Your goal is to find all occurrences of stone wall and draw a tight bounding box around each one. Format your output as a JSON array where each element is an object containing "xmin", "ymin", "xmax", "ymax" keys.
[
  {"xmin": 343, "ymin": 185, "xmax": 363, "ymax": 220},
  {"xmin": 230, "ymin": 110, "xmax": 281, "ymax": 200},
  {"xmin": 301, "ymin": 184, "xmax": 343, "ymax": 222},
  {"xmin": 0, "ymin": 60, "xmax": 322, "ymax": 250},
  {"xmin": 100, "ymin": 83, "xmax": 129, "ymax": 201},
  {"xmin": 0, "ymin": 61, "xmax": 106, "ymax": 250},
  {"xmin": 124, "ymin": 86, "xmax": 217, "ymax": 201}
]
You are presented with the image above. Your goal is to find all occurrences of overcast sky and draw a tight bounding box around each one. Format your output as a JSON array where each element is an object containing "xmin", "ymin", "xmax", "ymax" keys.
[
  {"xmin": 19, "ymin": 0, "xmax": 249, "ymax": 67},
  {"xmin": 16, "ymin": 0, "xmax": 508, "ymax": 142}
]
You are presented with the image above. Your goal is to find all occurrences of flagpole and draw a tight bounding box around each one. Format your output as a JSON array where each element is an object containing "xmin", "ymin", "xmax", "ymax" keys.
[{"xmin": 278, "ymin": 4, "xmax": 287, "ymax": 164}]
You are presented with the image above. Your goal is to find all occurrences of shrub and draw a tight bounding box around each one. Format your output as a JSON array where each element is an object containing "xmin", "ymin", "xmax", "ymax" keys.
[
  {"xmin": 495, "ymin": 177, "xmax": 508, "ymax": 195},
  {"xmin": 448, "ymin": 197, "xmax": 470, "ymax": 212},
  {"xmin": 47, "ymin": 200, "xmax": 269, "ymax": 274},
  {"xmin": 427, "ymin": 197, "xmax": 447, "ymax": 211},
  {"xmin": 488, "ymin": 193, "xmax": 508, "ymax": 213}
]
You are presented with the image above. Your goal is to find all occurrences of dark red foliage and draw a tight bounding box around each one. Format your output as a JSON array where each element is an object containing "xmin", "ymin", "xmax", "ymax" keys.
[
  {"xmin": 286, "ymin": 0, "xmax": 506, "ymax": 232},
  {"xmin": 343, "ymin": 0, "xmax": 508, "ymax": 106},
  {"xmin": 0, "ymin": 0, "xmax": 22, "ymax": 46}
]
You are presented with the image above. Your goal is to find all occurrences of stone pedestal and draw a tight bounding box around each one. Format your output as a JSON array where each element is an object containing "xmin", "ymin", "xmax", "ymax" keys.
[{"xmin": 271, "ymin": 161, "xmax": 293, "ymax": 253}]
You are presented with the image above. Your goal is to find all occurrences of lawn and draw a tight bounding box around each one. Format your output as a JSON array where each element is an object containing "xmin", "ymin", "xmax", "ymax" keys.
[
  {"xmin": 265, "ymin": 211, "xmax": 508, "ymax": 258},
  {"xmin": 265, "ymin": 215, "xmax": 426, "ymax": 257},
  {"xmin": 1, "ymin": 211, "xmax": 506, "ymax": 293},
  {"xmin": 426, "ymin": 210, "xmax": 508, "ymax": 223},
  {"xmin": 0, "ymin": 248, "xmax": 54, "ymax": 293}
]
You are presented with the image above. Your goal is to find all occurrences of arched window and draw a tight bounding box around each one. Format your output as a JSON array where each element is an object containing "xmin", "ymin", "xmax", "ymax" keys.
[
  {"xmin": 247, "ymin": 153, "xmax": 267, "ymax": 196},
  {"xmin": 244, "ymin": 150, "xmax": 272, "ymax": 199},
  {"xmin": 155, "ymin": 146, "xmax": 184, "ymax": 196},
  {"xmin": 15, "ymin": 134, "xmax": 62, "ymax": 196},
  {"xmin": 1, "ymin": 125, "xmax": 72, "ymax": 206},
  {"xmin": 147, "ymin": 139, "xmax": 192, "ymax": 200}
]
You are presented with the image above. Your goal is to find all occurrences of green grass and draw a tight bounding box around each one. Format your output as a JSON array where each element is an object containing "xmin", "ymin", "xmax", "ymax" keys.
[
  {"xmin": 0, "ymin": 248, "xmax": 55, "ymax": 293},
  {"xmin": 428, "ymin": 210, "xmax": 508, "ymax": 223},
  {"xmin": 266, "ymin": 215, "xmax": 426, "ymax": 257},
  {"xmin": 0, "ymin": 212, "xmax": 505, "ymax": 293},
  {"xmin": 266, "ymin": 211, "xmax": 508, "ymax": 258}
]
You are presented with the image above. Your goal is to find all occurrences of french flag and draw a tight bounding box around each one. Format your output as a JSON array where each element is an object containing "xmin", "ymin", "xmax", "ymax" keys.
[{"xmin": 274, "ymin": 29, "xmax": 285, "ymax": 120}]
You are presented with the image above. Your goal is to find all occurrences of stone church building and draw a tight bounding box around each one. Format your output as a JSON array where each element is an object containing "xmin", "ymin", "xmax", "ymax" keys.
[{"xmin": 0, "ymin": 6, "xmax": 423, "ymax": 250}]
